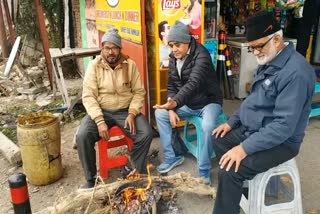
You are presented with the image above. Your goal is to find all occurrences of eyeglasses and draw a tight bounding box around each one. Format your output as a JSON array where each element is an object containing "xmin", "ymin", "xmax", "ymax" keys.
[
  {"xmin": 247, "ymin": 36, "xmax": 274, "ymax": 53},
  {"xmin": 168, "ymin": 42, "xmax": 181, "ymax": 48},
  {"xmin": 102, "ymin": 46, "xmax": 119, "ymax": 52}
]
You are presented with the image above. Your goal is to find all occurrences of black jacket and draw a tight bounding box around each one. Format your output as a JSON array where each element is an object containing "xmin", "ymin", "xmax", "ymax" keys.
[{"xmin": 168, "ymin": 37, "xmax": 222, "ymax": 110}]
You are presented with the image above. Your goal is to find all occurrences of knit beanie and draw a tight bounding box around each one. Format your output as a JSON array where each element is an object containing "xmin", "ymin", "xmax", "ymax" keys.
[
  {"xmin": 167, "ymin": 20, "xmax": 191, "ymax": 44},
  {"xmin": 101, "ymin": 28, "xmax": 122, "ymax": 48},
  {"xmin": 246, "ymin": 10, "xmax": 281, "ymax": 42}
]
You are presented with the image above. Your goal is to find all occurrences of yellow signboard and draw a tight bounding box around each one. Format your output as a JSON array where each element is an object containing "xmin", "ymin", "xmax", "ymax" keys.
[{"xmin": 96, "ymin": 0, "xmax": 142, "ymax": 43}]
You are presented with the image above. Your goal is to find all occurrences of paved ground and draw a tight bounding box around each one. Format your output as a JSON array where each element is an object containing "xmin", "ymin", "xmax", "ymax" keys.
[{"xmin": 154, "ymin": 99, "xmax": 320, "ymax": 213}]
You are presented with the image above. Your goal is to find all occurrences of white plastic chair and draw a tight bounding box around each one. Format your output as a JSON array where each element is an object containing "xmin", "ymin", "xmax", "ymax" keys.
[{"xmin": 240, "ymin": 158, "xmax": 303, "ymax": 214}]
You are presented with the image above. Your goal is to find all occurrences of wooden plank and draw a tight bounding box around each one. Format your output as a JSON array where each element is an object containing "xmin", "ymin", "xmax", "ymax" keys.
[
  {"xmin": 0, "ymin": 132, "xmax": 21, "ymax": 165},
  {"xmin": 72, "ymin": 48, "xmax": 101, "ymax": 56},
  {"xmin": 60, "ymin": 48, "xmax": 74, "ymax": 57},
  {"xmin": 49, "ymin": 48, "xmax": 63, "ymax": 59},
  {"xmin": 34, "ymin": 0, "xmax": 54, "ymax": 89},
  {"xmin": 61, "ymin": 48, "xmax": 100, "ymax": 61},
  {"xmin": 49, "ymin": 48, "xmax": 101, "ymax": 111},
  {"xmin": 4, "ymin": 36, "xmax": 21, "ymax": 77},
  {"xmin": 56, "ymin": 58, "xmax": 71, "ymax": 106},
  {"xmin": 65, "ymin": 93, "xmax": 82, "ymax": 114},
  {"xmin": 51, "ymin": 59, "xmax": 57, "ymax": 98},
  {"xmin": 51, "ymin": 58, "xmax": 67, "ymax": 104}
]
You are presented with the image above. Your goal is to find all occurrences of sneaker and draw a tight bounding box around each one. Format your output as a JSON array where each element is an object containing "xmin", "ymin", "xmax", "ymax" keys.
[
  {"xmin": 157, "ymin": 156, "xmax": 185, "ymax": 174},
  {"xmin": 201, "ymin": 176, "xmax": 212, "ymax": 186}
]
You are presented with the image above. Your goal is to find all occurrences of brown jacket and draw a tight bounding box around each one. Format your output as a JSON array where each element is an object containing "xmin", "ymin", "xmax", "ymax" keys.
[{"xmin": 82, "ymin": 55, "xmax": 146, "ymax": 123}]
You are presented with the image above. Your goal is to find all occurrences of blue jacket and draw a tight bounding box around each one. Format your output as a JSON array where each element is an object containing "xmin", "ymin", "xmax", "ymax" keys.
[{"xmin": 228, "ymin": 42, "xmax": 316, "ymax": 155}]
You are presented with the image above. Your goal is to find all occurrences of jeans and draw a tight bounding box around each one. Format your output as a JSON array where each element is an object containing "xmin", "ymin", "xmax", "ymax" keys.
[
  {"xmin": 76, "ymin": 109, "xmax": 153, "ymax": 181},
  {"xmin": 155, "ymin": 103, "xmax": 222, "ymax": 177},
  {"xmin": 212, "ymin": 126, "xmax": 299, "ymax": 214}
]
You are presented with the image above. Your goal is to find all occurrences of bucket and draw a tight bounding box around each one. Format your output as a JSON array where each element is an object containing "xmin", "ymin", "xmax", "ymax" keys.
[{"xmin": 17, "ymin": 112, "xmax": 63, "ymax": 185}]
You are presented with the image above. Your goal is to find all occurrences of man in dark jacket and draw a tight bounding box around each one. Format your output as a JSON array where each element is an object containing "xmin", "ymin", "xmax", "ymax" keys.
[
  {"xmin": 154, "ymin": 20, "xmax": 223, "ymax": 185},
  {"xmin": 211, "ymin": 11, "xmax": 316, "ymax": 213}
]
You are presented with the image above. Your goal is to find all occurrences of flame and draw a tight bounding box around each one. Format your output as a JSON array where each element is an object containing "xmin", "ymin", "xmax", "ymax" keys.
[
  {"xmin": 126, "ymin": 172, "xmax": 141, "ymax": 180},
  {"xmin": 145, "ymin": 163, "xmax": 152, "ymax": 189},
  {"xmin": 122, "ymin": 164, "xmax": 153, "ymax": 204}
]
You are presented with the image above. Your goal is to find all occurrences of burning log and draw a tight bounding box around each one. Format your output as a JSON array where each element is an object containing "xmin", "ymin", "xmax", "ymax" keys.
[
  {"xmin": 35, "ymin": 172, "xmax": 216, "ymax": 214},
  {"xmin": 112, "ymin": 164, "xmax": 160, "ymax": 213}
]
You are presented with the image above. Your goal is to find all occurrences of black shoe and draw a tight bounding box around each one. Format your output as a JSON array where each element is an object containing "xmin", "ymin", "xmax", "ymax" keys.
[{"xmin": 79, "ymin": 180, "xmax": 95, "ymax": 190}]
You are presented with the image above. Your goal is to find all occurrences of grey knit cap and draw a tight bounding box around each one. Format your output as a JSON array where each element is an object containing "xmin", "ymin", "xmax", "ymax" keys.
[
  {"xmin": 101, "ymin": 28, "xmax": 122, "ymax": 48},
  {"xmin": 167, "ymin": 20, "xmax": 191, "ymax": 44}
]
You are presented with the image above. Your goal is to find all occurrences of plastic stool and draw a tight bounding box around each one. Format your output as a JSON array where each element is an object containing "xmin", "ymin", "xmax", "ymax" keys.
[
  {"xmin": 182, "ymin": 111, "xmax": 227, "ymax": 159},
  {"xmin": 98, "ymin": 126, "xmax": 133, "ymax": 179},
  {"xmin": 309, "ymin": 82, "xmax": 320, "ymax": 118},
  {"xmin": 240, "ymin": 158, "xmax": 303, "ymax": 214}
]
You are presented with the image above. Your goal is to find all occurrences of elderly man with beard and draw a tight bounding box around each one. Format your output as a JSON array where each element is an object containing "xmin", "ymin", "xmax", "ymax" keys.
[
  {"xmin": 211, "ymin": 11, "xmax": 316, "ymax": 214},
  {"xmin": 76, "ymin": 28, "xmax": 153, "ymax": 189}
]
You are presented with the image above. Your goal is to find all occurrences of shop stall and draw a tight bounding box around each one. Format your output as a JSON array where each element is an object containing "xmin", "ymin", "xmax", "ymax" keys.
[
  {"xmin": 79, "ymin": 0, "xmax": 317, "ymax": 123},
  {"xmin": 218, "ymin": 0, "xmax": 305, "ymax": 99}
]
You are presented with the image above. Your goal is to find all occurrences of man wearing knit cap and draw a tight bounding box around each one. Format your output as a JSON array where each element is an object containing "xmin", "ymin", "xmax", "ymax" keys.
[
  {"xmin": 154, "ymin": 20, "xmax": 223, "ymax": 185},
  {"xmin": 211, "ymin": 11, "xmax": 315, "ymax": 213},
  {"xmin": 76, "ymin": 28, "xmax": 153, "ymax": 189}
]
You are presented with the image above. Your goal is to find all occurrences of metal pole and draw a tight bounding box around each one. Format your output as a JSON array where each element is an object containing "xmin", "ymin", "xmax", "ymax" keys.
[
  {"xmin": 8, "ymin": 173, "xmax": 32, "ymax": 214},
  {"xmin": 3, "ymin": 0, "xmax": 16, "ymax": 45},
  {"xmin": 0, "ymin": 1, "xmax": 9, "ymax": 57},
  {"xmin": 33, "ymin": 0, "xmax": 53, "ymax": 89}
]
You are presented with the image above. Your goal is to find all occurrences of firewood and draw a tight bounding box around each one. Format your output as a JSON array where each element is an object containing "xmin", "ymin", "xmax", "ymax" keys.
[{"xmin": 35, "ymin": 172, "xmax": 216, "ymax": 214}]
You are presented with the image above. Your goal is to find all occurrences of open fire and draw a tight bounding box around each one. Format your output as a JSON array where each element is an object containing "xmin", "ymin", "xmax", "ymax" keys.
[
  {"xmin": 112, "ymin": 164, "xmax": 160, "ymax": 213},
  {"xmin": 122, "ymin": 164, "xmax": 153, "ymax": 204}
]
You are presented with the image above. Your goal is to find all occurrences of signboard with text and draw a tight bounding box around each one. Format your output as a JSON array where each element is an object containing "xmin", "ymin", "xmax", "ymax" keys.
[
  {"xmin": 157, "ymin": 0, "xmax": 203, "ymax": 68},
  {"xmin": 96, "ymin": 0, "xmax": 142, "ymax": 43}
]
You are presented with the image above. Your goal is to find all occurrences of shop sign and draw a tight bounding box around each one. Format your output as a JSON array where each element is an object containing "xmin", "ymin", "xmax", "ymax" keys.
[
  {"xmin": 158, "ymin": 0, "xmax": 203, "ymax": 68},
  {"xmin": 96, "ymin": 0, "xmax": 142, "ymax": 43}
]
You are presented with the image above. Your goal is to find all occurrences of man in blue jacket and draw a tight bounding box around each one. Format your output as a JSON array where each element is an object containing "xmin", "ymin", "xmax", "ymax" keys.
[
  {"xmin": 211, "ymin": 11, "xmax": 316, "ymax": 214},
  {"xmin": 153, "ymin": 20, "xmax": 223, "ymax": 185}
]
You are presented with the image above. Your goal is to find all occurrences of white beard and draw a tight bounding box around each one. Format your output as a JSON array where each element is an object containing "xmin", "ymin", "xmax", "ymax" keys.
[{"xmin": 255, "ymin": 44, "xmax": 278, "ymax": 65}]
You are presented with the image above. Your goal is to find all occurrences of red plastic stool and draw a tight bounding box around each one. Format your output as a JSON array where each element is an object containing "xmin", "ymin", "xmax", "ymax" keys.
[{"xmin": 98, "ymin": 126, "xmax": 133, "ymax": 179}]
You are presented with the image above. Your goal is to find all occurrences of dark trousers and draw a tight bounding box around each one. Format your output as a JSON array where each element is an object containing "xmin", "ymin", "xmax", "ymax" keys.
[
  {"xmin": 296, "ymin": 0, "xmax": 319, "ymax": 56},
  {"xmin": 212, "ymin": 126, "xmax": 299, "ymax": 214},
  {"xmin": 76, "ymin": 110, "xmax": 153, "ymax": 181},
  {"xmin": 286, "ymin": 0, "xmax": 319, "ymax": 56}
]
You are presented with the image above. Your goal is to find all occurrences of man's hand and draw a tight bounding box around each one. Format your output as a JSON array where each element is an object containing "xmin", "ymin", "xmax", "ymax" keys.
[
  {"xmin": 124, "ymin": 113, "xmax": 136, "ymax": 135},
  {"xmin": 169, "ymin": 110, "xmax": 180, "ymax": 127},
  {"xmin": 153, "ymin": 97, "xmax": 177, "ymax": 110},
  {"xmin": 98, "ymin": 123, "xmax": 109, "ymax": 141},
  {"xmin": 219, "ymin": 145, "xmax": 247, "ymax": 172},
  {"xmin": 212, "ymin": 123, "xmax": 232, "ymax": 138}
]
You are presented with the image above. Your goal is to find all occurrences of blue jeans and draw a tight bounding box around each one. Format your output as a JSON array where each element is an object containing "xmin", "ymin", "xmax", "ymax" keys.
[{"xmin": 155, "ymin": 103, "xmax": 222, "ymax": 177}]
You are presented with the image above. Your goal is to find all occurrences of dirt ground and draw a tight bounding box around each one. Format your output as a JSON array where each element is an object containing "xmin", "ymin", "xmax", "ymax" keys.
[
  {"xmin": 0, "ymin": 95, "xmax": 166, "ymax": 214},
  {"xmin": 0, "ymin": 95, "xmax": 123, "ymax": 213},
  {"xmin": 0, "ymin": 116, "xmax": 81, "ymax": 213}
]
